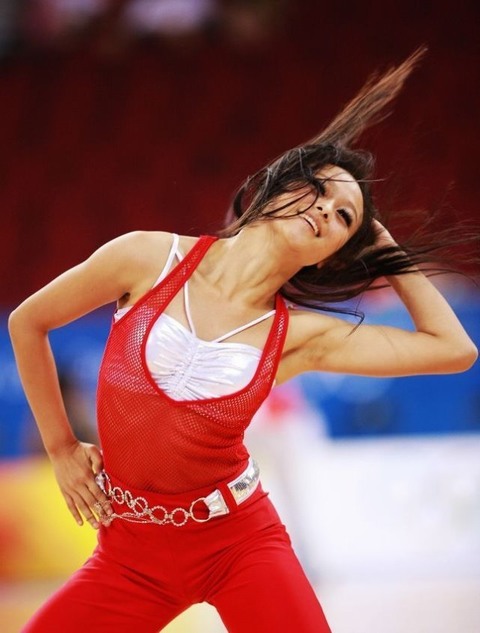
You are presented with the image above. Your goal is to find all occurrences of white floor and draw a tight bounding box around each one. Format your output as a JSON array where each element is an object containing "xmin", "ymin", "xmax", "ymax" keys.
[
  {"xmin": 163, "ymin": 577, "xmax": 480, "ymax": 633},
  {"xmin": 3, "ymin": 576, "xmax": 479, "ymax": 633},
  {"xmin": 2, "ymin": 426, "xmax": 480, "ymax": 633}
]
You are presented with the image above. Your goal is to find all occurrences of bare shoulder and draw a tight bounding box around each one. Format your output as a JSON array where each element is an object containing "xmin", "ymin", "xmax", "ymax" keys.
[
  {"xmin": 111, "ymin": 231, "xmax": 199, "ymax": 265},
  {"xmin": 93, "ymin": 230, "xmax": 181, "ymax": 305},
  {"xmin": 98, "ymin": 228, "xmax": 177, "ymax": 269},
  {"xmin": 95, "ymin": 230, "xmax": 173, "ymax": 268},
  {"xmin": 9, "ymin": 231, "xmax": 180, "ymax": 330}
]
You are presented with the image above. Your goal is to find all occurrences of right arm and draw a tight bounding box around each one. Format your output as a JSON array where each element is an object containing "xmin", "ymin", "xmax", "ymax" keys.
[{"xmin": 8, "ymin": 230, "xmax": 172, "ymax": 528}]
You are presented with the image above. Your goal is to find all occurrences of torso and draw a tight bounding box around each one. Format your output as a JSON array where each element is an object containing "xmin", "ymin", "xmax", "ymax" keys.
[
  {"xmin": 97, "ymin": 234, "xmax": 289, "ymax": 492},
  {"xmin": 116, "ymin": 231, "xmax": 327, "ymax": 384}
]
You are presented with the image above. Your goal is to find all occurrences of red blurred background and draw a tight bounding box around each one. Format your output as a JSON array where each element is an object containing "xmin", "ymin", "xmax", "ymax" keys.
[{"xmin": 1, "ymin": 0, "xmax": 479, "ymax": 307}]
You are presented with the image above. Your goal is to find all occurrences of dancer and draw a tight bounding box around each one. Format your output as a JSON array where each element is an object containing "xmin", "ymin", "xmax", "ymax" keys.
[{"xmin": 9, "ymin": 49, "xmax": 477, "ymax": 632}]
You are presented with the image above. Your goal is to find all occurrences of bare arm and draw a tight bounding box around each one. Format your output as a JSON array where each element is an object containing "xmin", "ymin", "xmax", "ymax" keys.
[
  {"xmin": 308, "ymin": 273, "xmax": 476, "ymax": 376},
  {"xmin": 8, "ymin": 230, "xmax": 172, "ymax": 527},
  {"xmin": 280, "ymin": 223, "xmax": 478, "ymax": 380}
]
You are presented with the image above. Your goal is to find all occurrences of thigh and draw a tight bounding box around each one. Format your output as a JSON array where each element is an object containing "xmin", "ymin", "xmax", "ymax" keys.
[
  {"xmin": 21, "ymin": 549, "xmax": 185, "ymax": 633},
  {"xmin": 209, "ymin": 523, "xmax": 331, "ymax": 633}
]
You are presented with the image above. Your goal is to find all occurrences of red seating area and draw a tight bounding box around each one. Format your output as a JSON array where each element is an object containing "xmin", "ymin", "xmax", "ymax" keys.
[{"xmin": 1, "ymin": 2, "xmax": 478, "ymax": 306}]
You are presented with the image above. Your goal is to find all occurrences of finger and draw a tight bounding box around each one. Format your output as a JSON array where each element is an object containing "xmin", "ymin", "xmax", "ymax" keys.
[
  {"xmin": 87, "ymin": 445, "xmax": 104, "ymax": 474},
  {"xmin": 83, "ymin": 481, "xmax": 107, "ymax": 505},
  {"xmin": 83, "ymin": 484, "xmax": 113, "ymax": 520},
  {"xmin": 89, "ymin": 491, "xmax": 113, "ymax": 519},
  {"xmin": 63, "ymin": 494, "xmax": 84, "ymax": 527},
  {"xmin": 92, "ymin": 473, "xmax": 113, "ymax": 516},
  {"xmin": 71, "ymin": 492, "xmax": 101, "ymax": 529},
  {"xmin": 92, "ymin": 500, "xmax": 112, "ymax": 520},
  {"xmin": 83, "ymin": 510, "xmax": 100, "ymax": 529}
]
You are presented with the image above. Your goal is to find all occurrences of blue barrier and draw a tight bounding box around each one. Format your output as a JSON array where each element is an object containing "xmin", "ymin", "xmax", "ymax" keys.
[
  {"xmin": 0, "ymin": 309, "xmax": 111, "ymax": 458},
  {"xmin": 299, "ymin": 297, "xmax": 480, "ymax": 437},
  {"xmin": 1, "ymin": 295, "xmax": 479, "ymax": 458}
]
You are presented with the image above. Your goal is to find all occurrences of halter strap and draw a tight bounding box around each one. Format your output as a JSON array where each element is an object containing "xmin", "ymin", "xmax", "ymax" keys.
[
  {"xmin": 174, "ymin": 244, "xmax": 276, "ymax": 344},
  {"xmin": 212, "ymin": 310, "xmax": 276, "ymax": 343}
]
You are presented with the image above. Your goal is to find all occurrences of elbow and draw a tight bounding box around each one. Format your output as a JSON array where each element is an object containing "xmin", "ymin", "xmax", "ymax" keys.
[
  {"xmin": 463, "ymin": 342, "xmax": 479, "ymax": 370},
  {"xmin": 8, "ymin": 305, "xmax": 35, "ymax": 341},
  {"xmin": 449, "ymin": 341, "xmax": 478, "ymax": 373},
  {"xmin": 8, "ymin": 307, "xmax": 21, "ymax": 336},
  {"xmin": 8, "ymin": 307, "xmax": 24, "ymax": 342},
  {"xmin": 8, "ymin": 303, "xmax": 49, "ymax": 345}
]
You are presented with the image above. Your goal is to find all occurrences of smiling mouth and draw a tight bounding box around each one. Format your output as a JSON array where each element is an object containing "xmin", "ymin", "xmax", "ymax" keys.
[{"xmin": 302, "ymin": 214, "xmax": 320, "ymax": 237}]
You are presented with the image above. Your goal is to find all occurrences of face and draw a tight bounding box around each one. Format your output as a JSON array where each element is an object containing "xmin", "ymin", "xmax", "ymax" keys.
[{"xmin": 267, "ymin": 165, "xmax": 364, "ymax": 267}]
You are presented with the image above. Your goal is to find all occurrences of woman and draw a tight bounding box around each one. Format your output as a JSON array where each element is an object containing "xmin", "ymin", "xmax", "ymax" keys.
[{"xmin": 9, "ymin": 49, "xmax": 478, "ymax": 633}]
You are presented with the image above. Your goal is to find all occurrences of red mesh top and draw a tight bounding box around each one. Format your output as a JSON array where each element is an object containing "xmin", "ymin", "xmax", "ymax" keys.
[{"xmin": 97, "ymin": 236, "xmax": 289, "ymax": 493}]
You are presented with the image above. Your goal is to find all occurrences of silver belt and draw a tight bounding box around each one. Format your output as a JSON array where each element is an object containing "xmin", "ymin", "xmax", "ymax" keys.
[{"xmin": 94, "ymin": 457, "xmax": 260, "ymax": 528}]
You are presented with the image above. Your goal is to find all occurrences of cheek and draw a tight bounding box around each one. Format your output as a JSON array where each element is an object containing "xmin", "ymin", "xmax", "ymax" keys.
[{"xmin": 330, "ymin": 230, "xmax": 349, "ymax": 253}]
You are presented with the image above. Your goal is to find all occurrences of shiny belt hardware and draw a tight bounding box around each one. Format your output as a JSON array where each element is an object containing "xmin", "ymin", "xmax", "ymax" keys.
[{"xmin": 94, "ymin": 457, "xmax": 260, "ymax": 528}]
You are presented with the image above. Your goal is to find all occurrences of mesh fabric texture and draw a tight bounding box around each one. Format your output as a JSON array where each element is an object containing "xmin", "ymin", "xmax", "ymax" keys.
[{"xmin": 97, "ymin": 236, "xmax": 289, "ymax": 493}]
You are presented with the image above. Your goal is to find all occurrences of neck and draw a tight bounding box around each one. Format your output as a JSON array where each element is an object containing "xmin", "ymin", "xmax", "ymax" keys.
[{"xmin": 197, "ymin": 224, "xmax": 301, "ymax": 307}]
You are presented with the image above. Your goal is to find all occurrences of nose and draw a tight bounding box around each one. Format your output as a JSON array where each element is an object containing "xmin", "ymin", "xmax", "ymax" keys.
[{"xmin": 317, "ymin": 206, "xmax": 330, "ymax": 221}]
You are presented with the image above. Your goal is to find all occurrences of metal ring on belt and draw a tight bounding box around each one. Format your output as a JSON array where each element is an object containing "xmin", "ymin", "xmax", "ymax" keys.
[{"xmin": 94, "ymin": 458, "xmax": 260, "ymax": 528}]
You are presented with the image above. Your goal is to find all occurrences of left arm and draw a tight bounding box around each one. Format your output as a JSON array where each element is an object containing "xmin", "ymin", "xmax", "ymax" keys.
[
  {"xmin": 280, "ymin": 224, "xmax": 478, "ymax": 380},
  {"xmin": 303, "ymin": 271, "xmax": 477, "ymax": 377}
]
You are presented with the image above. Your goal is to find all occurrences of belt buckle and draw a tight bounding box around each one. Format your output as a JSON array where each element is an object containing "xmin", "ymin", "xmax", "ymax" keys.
[
  {"xmin": 190, "ymin": 489, "xmax": 229, "ymax": 523},
  {"xmin": 205, "ymin": 489, "xmax": 229, "ymax": 518}
]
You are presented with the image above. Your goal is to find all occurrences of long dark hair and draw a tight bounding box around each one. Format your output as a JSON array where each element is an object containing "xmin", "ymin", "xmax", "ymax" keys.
[{"xmin": 221, "ymin": 48, "xmax": 476, "ymax": 315}]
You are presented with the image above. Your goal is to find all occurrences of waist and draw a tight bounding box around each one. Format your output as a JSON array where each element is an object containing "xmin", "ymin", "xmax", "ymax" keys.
[{"xmin": 95, "ymin": 457, "xmax": 261, "ymax": 528}]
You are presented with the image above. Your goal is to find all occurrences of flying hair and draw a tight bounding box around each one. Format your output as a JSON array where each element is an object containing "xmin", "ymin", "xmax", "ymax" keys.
[
  {"xmin": 222, "ymin": 47, "xmax": 477, "ymax": 316},
  {"xmin": 224, "ymin": 46, "xmax": 428, "ymax": 233},
  {"xmin": 308, "ymin": 46, "xmax": 428, "ymax": 148}
]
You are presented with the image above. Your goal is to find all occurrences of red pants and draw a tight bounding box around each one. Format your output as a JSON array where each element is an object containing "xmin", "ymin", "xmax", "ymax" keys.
[{"xmin": 23, "ymin": 475, "xmax": 331, "ymax": 633}]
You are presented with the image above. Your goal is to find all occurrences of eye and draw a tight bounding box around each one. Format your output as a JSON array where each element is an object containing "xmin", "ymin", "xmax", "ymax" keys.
[{"xmin": 337, "ymin": 208, "xmax": 353, "ymax": 227}]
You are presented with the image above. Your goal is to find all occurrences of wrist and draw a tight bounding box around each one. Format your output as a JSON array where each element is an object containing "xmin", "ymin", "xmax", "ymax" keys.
[
  {"xmin": 45, "ymin": 434, "xmax": 78, "ymax": 459},
  {"xmin": 386, "ymin": 269, "xmax": 428, "ymax": 300}
]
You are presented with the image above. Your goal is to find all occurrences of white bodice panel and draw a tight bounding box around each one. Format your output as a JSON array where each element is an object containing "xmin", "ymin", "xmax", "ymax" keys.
[
  {"xmin": 114, "ymin": 233, "xmax": 272, "ymax": 401},
  {"xmin": 145, "ymin": 313, "xmax": 262, "ymax": 400}
]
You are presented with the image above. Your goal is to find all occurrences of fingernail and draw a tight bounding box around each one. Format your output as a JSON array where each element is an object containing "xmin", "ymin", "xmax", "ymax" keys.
[{"xmin": 93, "ymin": 521, "xmax": 99, "ymax": 529}]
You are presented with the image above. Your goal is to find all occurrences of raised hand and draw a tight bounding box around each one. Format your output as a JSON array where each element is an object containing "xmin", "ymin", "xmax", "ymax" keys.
[{"xmin": 371, "ymin": 219, "xmax": 398, "ymax": 250}]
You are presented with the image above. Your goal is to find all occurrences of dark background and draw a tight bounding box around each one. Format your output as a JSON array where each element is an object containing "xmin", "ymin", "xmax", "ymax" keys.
[{"xmin": 1, "ymin": 0, "xmax": 479, "ymax": 306}]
